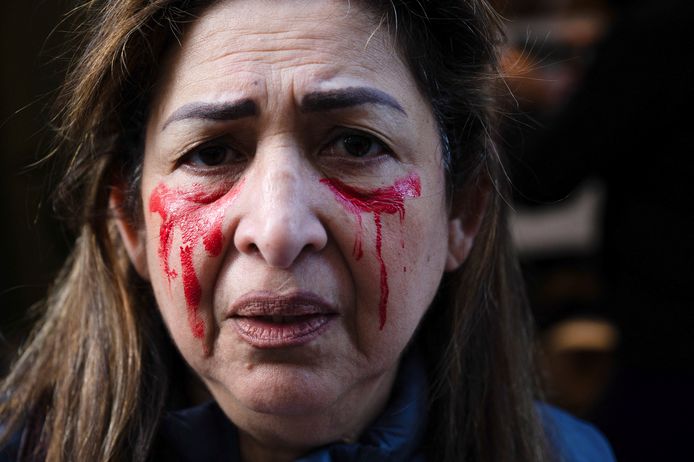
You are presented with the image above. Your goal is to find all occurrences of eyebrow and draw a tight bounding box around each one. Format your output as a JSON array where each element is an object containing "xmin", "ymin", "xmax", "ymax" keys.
[
  {"xmin": 300, "ymin": 87, "xmax": 407, "ymax": 116},
  {"xmin": 161, "ymin": 87, "xmax": 406, "ymax": 130},
  {"xmin": 161, "ymin": 98, "xmax": 257, "ymax": 130}
]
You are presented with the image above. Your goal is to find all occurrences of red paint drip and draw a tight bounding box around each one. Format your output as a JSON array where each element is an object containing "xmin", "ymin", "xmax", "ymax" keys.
[
  {"xmin": 320, "ymin": 173, "xmax": 421, "ymax": 329},
  {"xmin": 149, "ymin": 180, "xmax": 243, "ymax": 345},
  {"xmin": 180, "ymin": 244, "xmax": 204, "ymax": 338}
]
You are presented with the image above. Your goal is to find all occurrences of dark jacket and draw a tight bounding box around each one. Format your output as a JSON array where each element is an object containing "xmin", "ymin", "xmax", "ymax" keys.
[{"xmin": 1, "ymin": 353, "xmax": 614, "ymax": 461}]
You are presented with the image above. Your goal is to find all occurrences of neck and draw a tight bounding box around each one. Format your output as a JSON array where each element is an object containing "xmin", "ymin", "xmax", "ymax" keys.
[
  {"xmin": 238, "ymin": 432, "xmax": 304, "ymax": 462},
  {"xmin": 231, "ymin": 367, "xmax": 398, "ymax": 462}
]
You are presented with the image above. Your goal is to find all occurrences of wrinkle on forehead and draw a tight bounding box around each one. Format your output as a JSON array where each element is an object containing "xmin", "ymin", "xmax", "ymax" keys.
[
  {"xmin": 147, "ymin": 0, "xmax": 417, "ymax": 132},
  {"xmin": 178, "ymin": 0, "xmax": 396, "ymax": 65}
]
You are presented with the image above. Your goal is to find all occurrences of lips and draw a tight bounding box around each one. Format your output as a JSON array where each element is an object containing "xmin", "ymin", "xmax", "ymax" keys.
[{"xmin": 227, "ymin": 292, "xmax": 337, "ymax": 348}]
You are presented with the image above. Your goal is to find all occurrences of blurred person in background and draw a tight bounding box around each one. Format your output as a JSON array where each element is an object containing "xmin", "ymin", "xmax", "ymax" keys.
[{"xmin": 502, "ymin": 0, "xmax": 694, "ymax": 460}]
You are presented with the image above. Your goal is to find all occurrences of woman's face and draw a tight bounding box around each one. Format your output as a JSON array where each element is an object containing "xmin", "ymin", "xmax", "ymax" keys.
[{"xmin": 121, "ymin": 0, "xmax": 469, "ymax": 451}]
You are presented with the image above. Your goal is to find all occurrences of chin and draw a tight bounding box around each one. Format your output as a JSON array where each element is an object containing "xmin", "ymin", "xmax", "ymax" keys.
[
  {"xmin": 211, "ymin": 365, "xmax": 372, "ymax": 453},
  {"xmin": 213, "ymin": 362, "xmax": 343, "ymax": 417}
]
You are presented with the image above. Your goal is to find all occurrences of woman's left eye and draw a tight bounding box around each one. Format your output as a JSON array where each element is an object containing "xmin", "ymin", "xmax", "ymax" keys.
[{"xmin": 324, "ymin": 132, "xmax": 390, "ymax": 159}]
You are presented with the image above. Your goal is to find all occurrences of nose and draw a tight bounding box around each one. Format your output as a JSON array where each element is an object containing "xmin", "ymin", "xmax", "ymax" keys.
[{"xmin": 233, "ymin": 150, "xmax": 328, "ymax": 268}]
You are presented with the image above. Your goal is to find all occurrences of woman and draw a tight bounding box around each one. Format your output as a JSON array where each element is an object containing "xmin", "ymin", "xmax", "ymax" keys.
[{"xmin": 0, "ymin": 0, "xmax": 614, "ymax": 461}]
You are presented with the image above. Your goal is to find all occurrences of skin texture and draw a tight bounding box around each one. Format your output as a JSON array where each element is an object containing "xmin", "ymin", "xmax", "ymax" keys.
[{"xmin": 115, "ymin": 0, "xmax": 477, "ymax": 460}]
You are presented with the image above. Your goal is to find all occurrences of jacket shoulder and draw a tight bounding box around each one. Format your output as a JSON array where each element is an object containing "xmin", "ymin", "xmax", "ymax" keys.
[
  {"xmin": 0, "ymin": 427, "xmax": 22, "ymax": 462},
  {"xmin": 538, "ymin": 403, "xmax": 616, "ymax": 462}
]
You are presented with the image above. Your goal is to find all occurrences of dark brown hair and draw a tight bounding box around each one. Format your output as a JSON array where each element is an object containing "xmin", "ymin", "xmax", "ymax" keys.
[{"xmin": 0, "ymin": 1, "xmax": 549, "ymax": 461}]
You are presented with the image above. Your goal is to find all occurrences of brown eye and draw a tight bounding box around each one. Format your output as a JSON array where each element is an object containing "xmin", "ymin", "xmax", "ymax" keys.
[
  {"xmin": 327, "ymin": 132, "xmax": 390, "ymax": 159},
  {"xmin": 342, "ymin": 134, "xmax": 374, "ymax": 157},
  {"xmin": 193, "ymin": 145, "xmax": 228, "ymax": 166},
  {"xmin": 180, "ymin": 140, "xmax": 241, "ymax": 169}
]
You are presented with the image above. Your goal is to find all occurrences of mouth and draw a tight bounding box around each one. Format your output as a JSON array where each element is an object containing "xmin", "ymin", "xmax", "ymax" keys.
[{"xmin": 228, "ymin": 292, "xmax": 338, "ymax": 348}]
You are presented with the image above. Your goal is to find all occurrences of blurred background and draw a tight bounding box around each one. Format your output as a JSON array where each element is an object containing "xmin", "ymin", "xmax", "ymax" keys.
[
  {"xmin": 0, "ymin": 3, "xmax": 71, "ymax": 364},
  {"xmin": 1, "ymin": 1, "xmax": 692, "ymax": 460}
]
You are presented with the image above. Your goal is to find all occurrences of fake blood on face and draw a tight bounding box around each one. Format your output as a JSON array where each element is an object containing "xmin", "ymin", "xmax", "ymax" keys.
[
  {"xmin": 320, "ymin": 173, "xmax": 421, "ymax": 329},
  {"xmin": 149, "ymin": 181, "xmax": 243, "ymax": 346}
]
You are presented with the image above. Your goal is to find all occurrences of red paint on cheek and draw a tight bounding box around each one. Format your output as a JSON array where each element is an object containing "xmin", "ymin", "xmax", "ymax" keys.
[
  {"xmin": 149, "ymin": 180, "xmax": 243, "ymax": 345},
  {"xmin": 203, "ymin": 225, "xmax": 224, "ymax": 257},
  {"xmin": 319, "ymin": 173, "xmax": 422, "ymax": 329},
  {"xmin": 180, "ymin": 244, "xmax": 204, "ymax": 339},
  {"xmin": 149, "ymin": 192, "xmax": 178, "ymax": 279}
]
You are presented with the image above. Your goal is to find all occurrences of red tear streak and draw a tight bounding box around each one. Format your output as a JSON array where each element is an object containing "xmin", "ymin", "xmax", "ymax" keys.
[
  {"xmin": 149, "ymin": 180, "xmax": 244, "ymax": 345},
  {"xmin": 180, "ymin": 244, "xmax": 204, "ymax": 339},
  {"xmin": 319, "ymin": 173, "xmax": 421, "ymax": 330}
]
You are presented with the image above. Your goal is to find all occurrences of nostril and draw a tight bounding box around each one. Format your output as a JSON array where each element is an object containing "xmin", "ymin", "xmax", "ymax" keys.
[{"xmin": 303, "ymin": 241, "xmax": 322, "ymax": 255}]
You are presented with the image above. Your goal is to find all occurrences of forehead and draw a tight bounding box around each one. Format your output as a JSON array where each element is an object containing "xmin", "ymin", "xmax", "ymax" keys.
[{"xmin": 149, "ymin": 0, "xmax": 424, "ymax": 121}]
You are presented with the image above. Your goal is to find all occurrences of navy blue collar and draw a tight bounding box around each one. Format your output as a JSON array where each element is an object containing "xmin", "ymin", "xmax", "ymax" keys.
[{"xmin": 152, "ymin": 352, "xmax": 428, "ymax": 461}]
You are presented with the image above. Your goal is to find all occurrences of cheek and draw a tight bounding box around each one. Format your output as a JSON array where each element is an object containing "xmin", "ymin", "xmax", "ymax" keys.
[
  {"xmin": 388, "ymin": 207, "xmax": 448, "ymax": 317},
  {"xmin": 344, "ymin": 210, "xmax": 447, "ymax": 364},
  {"xmin": 321, "ymin": 173, "xmax": 430, "ymax": 331},
  {"xmin": 146, "ymin": 181, "xmax": 244, "ymax": 354}
]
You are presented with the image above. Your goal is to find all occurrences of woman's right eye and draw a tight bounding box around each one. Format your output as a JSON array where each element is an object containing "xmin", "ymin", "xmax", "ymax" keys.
[{"xmin": 179, "ymin": 141, "xmax": 241, "ymax": 169}]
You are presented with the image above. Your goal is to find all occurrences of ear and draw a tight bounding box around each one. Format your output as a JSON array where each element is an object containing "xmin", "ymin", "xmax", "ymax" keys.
[
  {"xmin": 110, "ymin": 185, "xmax": 150, "ymax": 280},
  {"xmin": 445, "ymin": 179, "xmax": 491, "ymax": 272}
]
